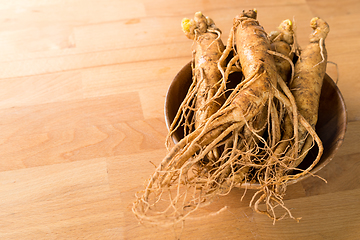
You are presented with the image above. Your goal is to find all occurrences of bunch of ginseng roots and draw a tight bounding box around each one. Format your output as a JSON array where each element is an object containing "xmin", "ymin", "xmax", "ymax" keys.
[{"xmin": 133, "ymin": 9, "xmax": 330, "ymax": 225}]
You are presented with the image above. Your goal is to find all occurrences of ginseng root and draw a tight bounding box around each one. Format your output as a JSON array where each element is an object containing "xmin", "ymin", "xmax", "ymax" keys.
[
  {"xmin": 288, "ymin": 17, "xmax": 329, "ymax": 168},
  {"xmin": 167, "ymin": 12, "xmax": 225, "ymax": 142},
  {"xmin": 133, "ymin": 11, "xmax": 327, "ymax": 226},
  {"xmin": 167, "ymin": 12, "xmax": 227, "ymax": 163}
]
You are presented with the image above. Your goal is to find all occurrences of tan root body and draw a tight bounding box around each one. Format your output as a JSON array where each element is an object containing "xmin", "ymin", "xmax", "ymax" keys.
[
  {"xmin": 133, "ymin": 11, "xmax": 328, "ymax": 226},
  {"xmin": 168, "ymin": 12, "xmax": 225, "ymax": 141}
]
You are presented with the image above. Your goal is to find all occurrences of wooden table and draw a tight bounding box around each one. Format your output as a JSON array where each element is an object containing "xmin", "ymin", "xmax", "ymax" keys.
[{"xmin": 0, "ymin": 0, "xmax": 359, "ymax": 239}]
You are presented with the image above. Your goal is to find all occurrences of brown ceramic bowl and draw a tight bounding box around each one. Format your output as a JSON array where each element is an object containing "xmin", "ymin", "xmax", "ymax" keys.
[{"xmin": 164, "ymin": 61, "xmax": 347, "ymax": 188}]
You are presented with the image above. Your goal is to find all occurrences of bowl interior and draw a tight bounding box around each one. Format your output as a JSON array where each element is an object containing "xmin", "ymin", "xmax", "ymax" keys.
[{"xmin": 165, "ymin": 61, "xmax": 347, "ymax": 188}]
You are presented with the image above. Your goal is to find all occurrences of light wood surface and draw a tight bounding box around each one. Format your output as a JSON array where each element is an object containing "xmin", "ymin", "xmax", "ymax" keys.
[{"xmin": 0, "ymin": 1, "xmax": 359, "ymax": 239}]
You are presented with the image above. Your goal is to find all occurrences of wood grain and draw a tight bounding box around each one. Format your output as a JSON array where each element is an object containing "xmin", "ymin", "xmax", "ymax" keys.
[{"xmin": 0, "ymin": 0, "xmax": 359, "ymax": 239}]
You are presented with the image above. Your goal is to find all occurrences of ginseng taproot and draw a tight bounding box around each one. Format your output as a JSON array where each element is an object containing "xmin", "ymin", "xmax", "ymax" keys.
[{"xmin": 133, "ymin": 9, "xmax": 329, "ymax": 226}]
